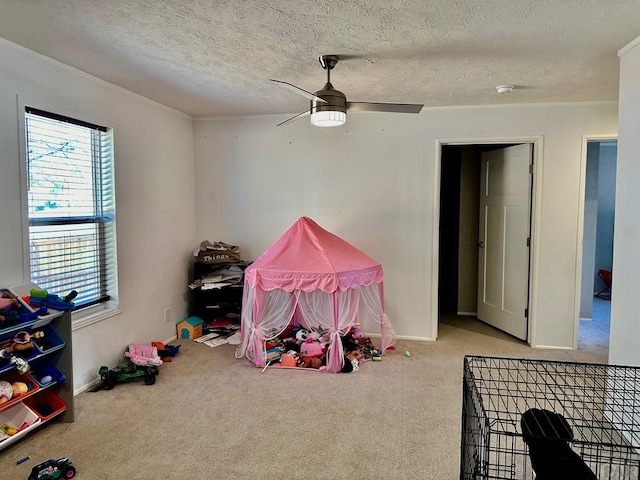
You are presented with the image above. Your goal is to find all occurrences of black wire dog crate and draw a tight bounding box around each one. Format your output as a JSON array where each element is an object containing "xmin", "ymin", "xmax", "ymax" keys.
[{"xmin": 461, "ymin": 356, "xmax": 640, "ymax": 479}]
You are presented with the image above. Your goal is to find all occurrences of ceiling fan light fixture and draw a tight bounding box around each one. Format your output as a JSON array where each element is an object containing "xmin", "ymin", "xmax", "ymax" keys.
[{"xmin": 310, "ymin": 110, "xmax": 346, "ymax": 127}]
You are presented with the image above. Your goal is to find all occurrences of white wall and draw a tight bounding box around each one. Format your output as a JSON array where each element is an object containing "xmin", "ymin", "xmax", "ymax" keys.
[
  {"xmin": 610, "ymin": 36, "xmax": 640, "ymax": 366},
  {"xmin": 194, "ymin": 103, "xmax": 617, "ymax": 347},
  {"xmin": 0, "ymin": 39, "xmax": 197, "ymax": 391}
]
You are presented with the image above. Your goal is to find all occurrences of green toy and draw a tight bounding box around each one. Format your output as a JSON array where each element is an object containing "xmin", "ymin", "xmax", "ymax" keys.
[{"xmin": 98, "ymin": 362, "xmax": 158, "ymax": 389}]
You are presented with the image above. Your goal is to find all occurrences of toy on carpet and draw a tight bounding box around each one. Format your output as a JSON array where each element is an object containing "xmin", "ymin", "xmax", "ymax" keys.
[
  {"xmin": 521, "ymin": 408, "xmax": 597, "ymax": 480},
  {"xmin": 98, "ymin": 343, "xmax": 162, "ymax": 390},
  {"xmin": 151, "ymin": 341, "xmax": 180, "ymax": 362},
  {"xmin": 27, "ymin": 457, "xmax": 76, "ymax": 480}
]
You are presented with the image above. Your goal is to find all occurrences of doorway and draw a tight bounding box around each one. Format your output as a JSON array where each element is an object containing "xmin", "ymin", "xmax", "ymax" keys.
[
  {"xmin": 437, "ymin": 141, "xmax": 535, "ymax": 342},
  {"xmin": 578, "ymin": 140, "xmax": 616, "ymax": 351}
]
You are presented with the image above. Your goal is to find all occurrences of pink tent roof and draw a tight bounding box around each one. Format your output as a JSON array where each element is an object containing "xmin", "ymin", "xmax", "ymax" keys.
[{"xmin": 245, "ymin": 217, "xmax": 384, "ymax": 293}]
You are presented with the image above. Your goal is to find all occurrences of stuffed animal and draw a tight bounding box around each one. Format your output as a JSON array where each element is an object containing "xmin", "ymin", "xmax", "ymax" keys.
[
  {"xmin": 295, "ymin": 328, "xmax": 309, "ymax": 343},
  {"xmin": 296, "ymin": 356, "xmax": 323, "ymax": 369}
]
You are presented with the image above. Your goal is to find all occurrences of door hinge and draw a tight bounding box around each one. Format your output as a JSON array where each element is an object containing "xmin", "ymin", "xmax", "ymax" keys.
[
  {"xmin": 524, "ymin": 308, "xmax": 529, "ymax": 318},
  {"xmin": 526, "ymin": 237, "xmax": 531, "ymax": 247},
  {"xmin": 529, "ymin": 164, "xmax": 534, "ymax": 174}
]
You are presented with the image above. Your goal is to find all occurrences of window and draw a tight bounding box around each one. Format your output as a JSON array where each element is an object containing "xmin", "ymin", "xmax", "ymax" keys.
[{"xmin": 24, "ymin": 107, "xmax": 117, "ymax": 310}]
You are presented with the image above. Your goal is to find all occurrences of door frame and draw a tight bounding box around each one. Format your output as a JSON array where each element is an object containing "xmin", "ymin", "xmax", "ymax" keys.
[
  {"xmin": 573, "ymin": 134, "xmax": 617, "ymax": 349},
  {"xmin": 432, "ymin": 136, "xmax": 544, "ymax": 345}
]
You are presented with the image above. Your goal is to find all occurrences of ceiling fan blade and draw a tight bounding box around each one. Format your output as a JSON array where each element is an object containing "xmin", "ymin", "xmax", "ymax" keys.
[
  {"xmin": 270, "ymin": 79, "xmax": 327, "ymax": 103},
  {"xmin": 346, "ymin": 101, "xmax": 423, "ymax": 114},
  {"xmin": 276, "ymin": 110, "xmax": 310, "ymax": 127}
]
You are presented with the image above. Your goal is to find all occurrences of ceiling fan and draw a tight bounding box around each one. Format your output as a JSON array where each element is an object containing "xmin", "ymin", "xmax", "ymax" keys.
[{"xmin": 270, "ymin": 55, "xmax": 424, "ymax": 127}]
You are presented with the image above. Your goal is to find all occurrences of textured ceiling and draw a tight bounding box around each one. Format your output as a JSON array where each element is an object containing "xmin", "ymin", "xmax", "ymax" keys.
[{"xmin": 1, "ymin": 0, "xmax": 639, "ymax": 117}]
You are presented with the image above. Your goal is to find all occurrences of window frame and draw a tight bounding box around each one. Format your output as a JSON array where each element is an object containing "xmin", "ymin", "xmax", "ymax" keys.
[{"xmin": 17, "ymin": 97, "xmax": 120, "ymax": 328}]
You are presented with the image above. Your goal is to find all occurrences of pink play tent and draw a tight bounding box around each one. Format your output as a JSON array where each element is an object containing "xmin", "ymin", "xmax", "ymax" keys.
[{"xmin": 235, "ymin": 217, "xmax": 396, "ymax": 372}]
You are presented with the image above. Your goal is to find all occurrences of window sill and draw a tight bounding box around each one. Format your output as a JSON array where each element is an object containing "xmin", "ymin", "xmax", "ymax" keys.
[{"xmin": 72, "ymin": 304, "xmax": 121, "ymax": 331}]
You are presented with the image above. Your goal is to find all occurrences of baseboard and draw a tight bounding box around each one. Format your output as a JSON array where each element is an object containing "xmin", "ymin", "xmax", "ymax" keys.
[
  {"xmin": 74, "ymin": 378, "xmax": 102, "ymax": 396},
  {"xmin": 164, "ymin": 335, "xmax": 177, "ymax": 344},
  {"xmin": 394, "ymin": 334, "xmax": 435, "ymax": 342},
  {"xmin": 457, "ymin": 311, "xmax": 477, "ymax": 316},
  {"xmin": 530, "ymin": 344, "xmax": 573, "ymax": 350}
]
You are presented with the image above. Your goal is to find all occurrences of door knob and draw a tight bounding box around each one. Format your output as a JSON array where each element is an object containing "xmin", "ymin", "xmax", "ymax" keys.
[{"xmin": 478, "ymin": 241, "xmax": 485, "ymax": 248}]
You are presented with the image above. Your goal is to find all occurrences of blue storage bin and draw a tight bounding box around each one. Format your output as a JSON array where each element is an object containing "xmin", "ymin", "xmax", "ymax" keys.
[
  {"xmin": 31, "ymin": 324, "xmax": 66, "ymax": 355},
  {"xmin": 0, "ymin": 329, "xmax": 40, "ymax": 375},
  {"xmin": 30, "ymin": 360, "xmax": 66, "ymax": 387}
]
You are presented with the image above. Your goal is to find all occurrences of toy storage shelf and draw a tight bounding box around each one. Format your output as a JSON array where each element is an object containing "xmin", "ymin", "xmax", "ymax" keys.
[{"xmin": 0, "ymin": 294, "xmax": 74, "ymax": 451}]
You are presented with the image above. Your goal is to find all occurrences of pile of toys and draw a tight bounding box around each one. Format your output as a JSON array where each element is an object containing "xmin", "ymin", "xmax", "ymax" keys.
[
  {"xmin": 263, "ymin": 324, "xmax": 383, "ymax": 373},
  {"xmin": 98, "ymin": 341, "xmax": 180, "ymax": 390},
  {"xmin": 25, "ymin": 289, "xmax": 77, "ymax": 311}
]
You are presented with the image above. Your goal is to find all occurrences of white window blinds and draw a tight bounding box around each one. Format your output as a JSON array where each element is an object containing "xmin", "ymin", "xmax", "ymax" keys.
[{"xmin": 25, "ymin": 107, "xmax": 117, "ymax": 308}]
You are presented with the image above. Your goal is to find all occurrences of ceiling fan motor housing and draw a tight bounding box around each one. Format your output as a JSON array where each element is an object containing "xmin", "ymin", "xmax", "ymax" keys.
[{"xmin": 311, "ymin": 82, "xmax": 347, "ymax": 115}]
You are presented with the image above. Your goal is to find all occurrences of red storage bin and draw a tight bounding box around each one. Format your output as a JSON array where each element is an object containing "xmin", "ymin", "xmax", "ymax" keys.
[{"xmin": 23, "ymin": 389, "xmax": 67, "ymax": 422}]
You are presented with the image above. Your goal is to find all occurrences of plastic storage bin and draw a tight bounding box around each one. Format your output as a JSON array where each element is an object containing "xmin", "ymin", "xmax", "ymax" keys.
[
  {"xmin": 0, "ymin": 330, "xmax": 41, "ymax": 374},
  {"xmin": 24, "ymin": 389, "xmax": 67, "ymax": 422},
  {"xmin": 30, "ymin": 360, "xmax": 66, "ymax": 388},
  {"xmin": 31, "ymin": 324, "xmax": 66, "ymax": 355},
  {"xmin": 0, "ymin": 402, "xmax": 41, "ymax": 448}
]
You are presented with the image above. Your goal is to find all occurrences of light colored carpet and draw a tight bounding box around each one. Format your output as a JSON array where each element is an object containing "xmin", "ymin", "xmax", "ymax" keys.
[{"xmin": 0, "ymin": 316, "xmax": 608, "ymax": 480}]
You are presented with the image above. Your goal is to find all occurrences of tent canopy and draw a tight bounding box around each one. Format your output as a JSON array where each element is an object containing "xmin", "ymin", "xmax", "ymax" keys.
[
  {"xmin": 245, "ymin": 216, "xmax": 384, "ymax": 293},
  {"xmin": 237, "ymin": 217, "xmax": 395, "ymax": 372}
]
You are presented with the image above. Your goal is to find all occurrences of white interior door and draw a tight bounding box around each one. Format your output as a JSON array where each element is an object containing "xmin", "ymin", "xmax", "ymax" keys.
[{"xmin": 477, "ymin": 144, "xmax": 532, "ymax": 340}]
